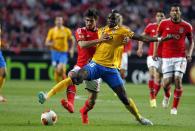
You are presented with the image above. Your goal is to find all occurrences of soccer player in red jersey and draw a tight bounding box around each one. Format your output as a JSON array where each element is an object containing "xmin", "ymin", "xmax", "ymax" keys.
[
  {"xmin": 137, "ymin": 10, "xmax": 167, "ymax": 108},
  {"xmin": 154, "ymin": 4, "xmax": 194, "ymax": 115},
  {"xmin": 60, "ymin": 9, "xmax": 101, "ymax": 124}
]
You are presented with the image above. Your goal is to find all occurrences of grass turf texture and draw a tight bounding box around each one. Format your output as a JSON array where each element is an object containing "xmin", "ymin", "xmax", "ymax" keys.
[{"xmin": 0, "ymin": 80, "xmax": 195, "ymax": 131}]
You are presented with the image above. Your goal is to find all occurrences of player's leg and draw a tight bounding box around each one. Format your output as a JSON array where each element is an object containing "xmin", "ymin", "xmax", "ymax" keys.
[
  {"xmin": 146, "ymin": 56, "xmax": 156, "ymax": 107},
  {"xmin": 38, "ymin": 61, "xmax": 98, "ymax": 104},
  {"xmin": 171, "ymin": 58, "xmax": 187, "ymax": 115},
  {"xmin": 80, "ymin": 79, "xmax": 100, "ymax": 124},
  {"xmin": 120, "ymin": 52, "xmax": 128, "ymax": 82},
  {"xmin": 61, "ymin": 67, "xmax": 79, "ymax": 113},
  {"xmin": 102, "ymin": 68, "xmax": 153, "ymax": 125},
  {"xmin": 0, "ymin": 53, "xmax": 7, "ymax": 102},
  {"xmin": 161, "ymin": 58, "xmax": 174, "ymax": 108},
  {"xmin": 153, "ymin": 68, "xmax": 161, "ymax": 97}
]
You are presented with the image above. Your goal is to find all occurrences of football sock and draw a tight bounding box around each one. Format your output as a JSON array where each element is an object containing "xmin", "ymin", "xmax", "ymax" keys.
[
  {"xmin": 81, "ymin": 99, "xmax": 94, "ymax": 114},
  {"xmin": 172, "ymin": 88, "xmax": 183, "ymax": 109},
  {"xmin": 54, "ymin": 71, "xmax": 61, "ymax": 83},
  {"xmin": 47, "ymin": 77, "xmax": 73, "ymax": 99},
  {"xmin": 154, "ymin": 82, "xmax": 161, "ymax": 97},
  {"xmin": 125, "ymin": 98, "xmax": 141, "ymax": 120},
  {"xmin": 164, "ymin": 86, "xmax": 171, "ymax": 98},
  {"xmin": 0, "ymin": 76, "xmax": 5, "ymax": 94},
  {"xmin": 62, "ymin": 66, "xmax": 67, "ymax": 79},
  {"xmin": 148, "ymin": 79, "xmax": 155, "ymax": 99},
  {"xmin": 67, "ymin": 85, "xmax": 76, "ymax": 105}
]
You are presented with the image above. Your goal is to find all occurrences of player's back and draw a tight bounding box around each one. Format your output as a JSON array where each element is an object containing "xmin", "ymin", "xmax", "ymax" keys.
[{"xmin": 75, "ymin": 27, "xmax": 98, "ymax": 67}]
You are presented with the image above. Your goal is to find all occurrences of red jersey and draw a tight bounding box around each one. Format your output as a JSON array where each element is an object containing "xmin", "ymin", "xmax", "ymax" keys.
[
  {"xmin": 75, "ymin": 27, "xmax": 98, "ymax": 67},
  {"xmin": 158, "ymin": 18, "xmax": 193, "ymax": 58},
  {"xmin": 144, "ymin": 23, "xmax": 163, "ymax": 57}
]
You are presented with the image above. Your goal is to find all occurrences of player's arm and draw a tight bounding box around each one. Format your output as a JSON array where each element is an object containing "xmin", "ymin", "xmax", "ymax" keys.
[
  {"xmin": 186, "ymin": 32, "xmax": 194, "ymax": 62},
  {"xmin": 69, "ymin": 35, "xmax": 76, "ymax": 58},
  {"xmin": 45, "ymin": 29, "xmax": 53, "ymax": 48},
  {"xmin": 152, "ymin": 42, "xmax": 159, "ymax": 61},
  {"xmin": 79, "ymin": 34, "xmax": 112, "ymax": 48},
  {"xmin": 136, "ymin": 32, "xmax": 145, "ymax": 57}
]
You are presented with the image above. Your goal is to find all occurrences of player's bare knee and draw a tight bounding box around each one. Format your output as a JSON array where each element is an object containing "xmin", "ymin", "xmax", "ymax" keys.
[{"xmin": 174, "ymin": 77, "xmax": 182, "ymax": 88}]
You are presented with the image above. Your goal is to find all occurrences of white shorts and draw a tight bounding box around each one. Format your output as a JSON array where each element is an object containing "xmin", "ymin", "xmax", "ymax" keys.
[
  {"xmin": 147, "ymin": 56, "xmax": 162, "ymax": 73},
  {"xmin": 162, "ymin": 57, "xmax": 187, "ymax": 79},
  {"xmin": 121, "ymin": 52, "xmax": 128, "ymax": 70},
  {"xmin": 70, "ymin": 65, "xmax": 101, "ymax": 92}
]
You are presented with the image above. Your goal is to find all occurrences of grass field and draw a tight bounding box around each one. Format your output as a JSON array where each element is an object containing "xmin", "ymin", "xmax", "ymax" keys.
[{"xmin": 0, "ymin": 80, "xmax": 195, "ymax": 131}]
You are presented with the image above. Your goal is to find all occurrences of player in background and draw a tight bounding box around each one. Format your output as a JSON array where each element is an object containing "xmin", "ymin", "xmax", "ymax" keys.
[
  {"xmin": 60, "ymin": 9, "xmax": 101, "ymax": 124},
  {"xmin": 0, "ymin": 27, "xmax": 8, "ymax": 102},
  {"xmin": 45, "ymin": 16, "xmax": 75, "ymax": 83},
  {"xmin": 137, "ymin": 10, "xmax": 167, "ymax": 108},
  {"xmin": 38, "ymin": 10, "xmax": 173, "ymax": 125},
  {"xmin": 153, "ymin": 4, "xmax": 194, "ymax": 115}
]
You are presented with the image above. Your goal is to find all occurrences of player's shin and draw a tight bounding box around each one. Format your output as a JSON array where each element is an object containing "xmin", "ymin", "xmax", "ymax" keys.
[
  {"xmin": 47, "ymin": 77, "xmax": 73, "ymax": 99},
  {"xmin": 54, "ymin": 70, "xmax": 61, "ymax": 83},
  {"xmin": 172, "ymin": 88, "xmax": 183, "ymax": 109},
  {"xmin": 125, "ymin": 98, "xmax": 142, "ymax": 121},
  {"xmin": 67, "ymin": 85, "xmax": 76, "ymax": 105},
  {"xmin": 0, "ymin": 76, "xmax": 5, "ymax": 92}
]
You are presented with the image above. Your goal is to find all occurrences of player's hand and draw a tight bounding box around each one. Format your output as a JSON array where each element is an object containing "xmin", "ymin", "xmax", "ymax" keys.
[
  {"xmin": 122, "ymin": 37, "xmax": 130, "ymax": 44},
  {"xmin": 186, "ymin": 55, "xmax": 192, "ymax": 62},
  {"xmin": 100, "ymin": 34, "xmax": 113, "ymax": 42},
  {"xmin": 160, "ymin": 34, "xmax": 174, "ymax": 42},
  {"xmin": 45, "ymin": 42, "xmax": 53, "ymax": 47},
  {"xmin": 69, "ymin": 48, "xmax": 74, "ymax": 58},
  {"xmin": 136, "ymin": 48, "xmax": 143, "ymax": 57},
  {"xmin": 152, "ymin": 54, "xmax": 158, "ymax": 61}
]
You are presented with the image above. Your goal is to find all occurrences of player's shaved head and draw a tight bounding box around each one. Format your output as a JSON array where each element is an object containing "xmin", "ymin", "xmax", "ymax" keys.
[{"xmin": 107, "ymin": 10, "xmax": 120, "ymax": 28}]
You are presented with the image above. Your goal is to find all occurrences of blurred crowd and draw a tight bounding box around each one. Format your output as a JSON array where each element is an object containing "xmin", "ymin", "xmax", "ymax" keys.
[{"xmin": 1, "ymin": 0, "xmax": 195, "ymax": 54}]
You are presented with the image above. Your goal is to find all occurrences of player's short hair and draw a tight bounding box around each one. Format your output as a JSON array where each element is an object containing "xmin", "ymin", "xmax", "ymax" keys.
[
  {"xmin": 156, "ymin": 9, "xmax": 164, "ymax": 14},
  {"xmin": 84, "ymin": 8, "xmax": 98, "ymax": 20},
  {"xmin": 170, "ymin": 3, "xmax": 181, "ymax": 9}
]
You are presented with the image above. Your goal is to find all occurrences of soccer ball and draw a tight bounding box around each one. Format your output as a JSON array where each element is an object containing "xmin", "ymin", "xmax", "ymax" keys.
[{"xmin": 41, "ymin": 110, "xmax": 57, "ymax": 125}]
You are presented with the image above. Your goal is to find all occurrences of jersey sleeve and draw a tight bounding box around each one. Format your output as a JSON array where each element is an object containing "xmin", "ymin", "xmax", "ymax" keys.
[
  {"xmin": 157, "ymin": 21, "xmax": 164, "ymax": 35},
  {"xmin": 75, "ymin": 28, "xmax": 86, "ymax": 42},
  {"xmin": 66, "ymin": 28, "xmax": 73, "ymax": 40},
  {"xmin": 144, "ymin": 24, "xmax": 151, "ymax": 35},
  {"xmin": 46, "ymin": 29, "xmax": 53, "ymax": 42},
  {"xmin": 126, "ymin": 28, "xmax": 134, "ymax": 38}
]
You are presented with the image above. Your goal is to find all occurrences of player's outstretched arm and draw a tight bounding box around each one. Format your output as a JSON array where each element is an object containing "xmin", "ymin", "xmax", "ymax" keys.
[{"xmin": 78, "ymin": 34, "xmax": 113, "ymax": 48}]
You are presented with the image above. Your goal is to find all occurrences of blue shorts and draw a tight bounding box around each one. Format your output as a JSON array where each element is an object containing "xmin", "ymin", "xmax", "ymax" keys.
[
  {"xmin": 51, "ymin": 50, "xmax": 68, "ymax": 66},
  {"xmin": 0, "ymin": 51, "xmax": 6, "ymax": 68},
  {"xmin": 83, "ymin": 61, "xmax": 124, "ymax": 89}
]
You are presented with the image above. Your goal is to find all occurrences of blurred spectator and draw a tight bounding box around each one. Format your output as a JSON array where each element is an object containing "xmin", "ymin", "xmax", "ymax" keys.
[{"xmin": 1, "ymin": 0, "xmax": 195, "ymax": 54}]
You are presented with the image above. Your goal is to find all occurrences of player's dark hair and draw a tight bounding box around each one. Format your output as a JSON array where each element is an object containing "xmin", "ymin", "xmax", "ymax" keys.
[
  {"xmin": 170, "ymin": 3, "xmax": 181, "ymax": 9},
  {"xmin": 84, "ymin": 8, "xmax": 98, "ymax": 20},
  {"xmin": 156, "ymin": 9, "xmax": 164, "ymax": 14}
]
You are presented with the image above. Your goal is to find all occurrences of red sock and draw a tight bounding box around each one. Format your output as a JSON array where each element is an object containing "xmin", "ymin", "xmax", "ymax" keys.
[
  {"xmin": 172, "ymin": 88, "xmax": 183, "ymax": 109},
  {"xmin": 148, "ymin": 79, "xmax": 155, "ymax": 99},
  {"xmin": 164, "ymin": 86, "xmax": 171, "ymax": 98},
  {"xmin": 67, "ymin": 85, "xmax": 76, "ymax": 105},
  {"xmin": 154, "ymin": 82, "xmax": 161, "ymax": 97},
  {"xmin": 81, "ymin": 99, "xmax": 94, "ymax": 114}
]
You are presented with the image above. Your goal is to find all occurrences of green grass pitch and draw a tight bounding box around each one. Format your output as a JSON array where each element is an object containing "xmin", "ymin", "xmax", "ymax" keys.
[{"xmin": 0, "ymin": 80, "xmax": 195, "ymax": 131}]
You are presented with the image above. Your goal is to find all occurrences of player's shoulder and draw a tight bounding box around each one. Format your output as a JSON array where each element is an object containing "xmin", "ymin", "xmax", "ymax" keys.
[
  {"xmin": 75, "ymin": 27, "xmax": 87, "ymax": 34},
  {"xmin": 160, "ymin": 18, "xmax": 171, "ymax": 24},
  {"xmin": 181, "ymin": 20, "xmax": 192, "ymax": 28},
  {"xmin": 120, "ymin": 25, "xmax": 132, "ymax": 32}
]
